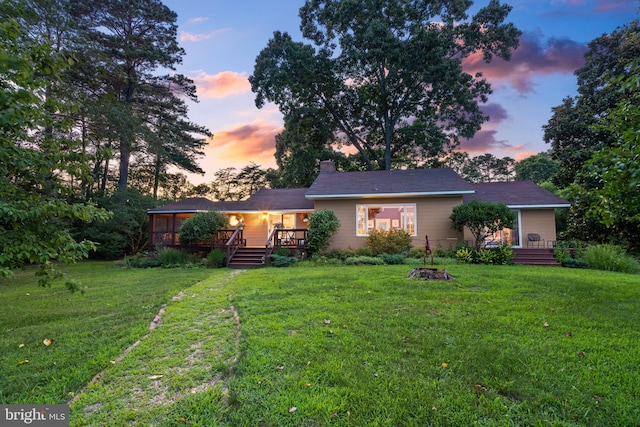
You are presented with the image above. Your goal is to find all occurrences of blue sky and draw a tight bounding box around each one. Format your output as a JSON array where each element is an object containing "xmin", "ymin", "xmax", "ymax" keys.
[{"xmin": 161, "ymin": 0, "xmax": 638, "ymax": 183}]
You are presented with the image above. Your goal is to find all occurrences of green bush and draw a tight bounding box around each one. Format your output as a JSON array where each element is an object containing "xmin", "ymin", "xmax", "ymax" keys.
[
  {"xmin": 117, "ymin": 253, "xmax": 161, "ymax": 268},
  {"xmin": 273, "ymin": 247, "xmax": 291, "ymax": 257},
  {"xmin": 269, "ymin": 254, "xmax": 298, "ymax": 267},
  {"xmin": 207, "ymin": 248, "xmax": 227, "ymax": 268},
  {"xmin": 488, "ymin": 245, "xmax": 513, "ymax": 265},
  {"xmin": 344, "ymin": 256, "xmax": 384, "ymax": 265},
  {"xmin": 380, "ymin": 253, "xmax": 406, "ymax": 265},
  {"xmin": 306, "ymin": 210, "xmax": 340, "ymax": 256},
  {"xmin": 561, "ymin": 258, "xmax": 588, "ymax": 269},
  {"xmin": 366, "ymin": 229, "xmax": 413, "ymax": 256},
  {"xmin": 456, "ymin": 247, "xmax": 474, "ymax": 264},
  {"xmin": 178, "ymin": 210, "xmax": 228, "ymax": 244},
  {"xmin": 157, "ymin": 248, "xmax": 197, "ymax": 267},
  {"xmin": 582, "ymin": 245, "xmax": 640, "ymax": 273},
  {"xmin": 304, "ymin": 256, "xmax": 344, "ymax": 266},
  {"xmin": 476, "ymin": 249, "xmax": 495, "ymax": 265}
]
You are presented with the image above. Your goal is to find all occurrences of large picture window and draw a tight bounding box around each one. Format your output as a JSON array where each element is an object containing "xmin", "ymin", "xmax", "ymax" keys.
[{"xmin": 356, "ymin": 204, "xmax": 416, "ymax": 236}]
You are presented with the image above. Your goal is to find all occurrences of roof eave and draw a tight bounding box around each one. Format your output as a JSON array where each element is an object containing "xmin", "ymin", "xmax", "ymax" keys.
[
  {"xmin": 147, "ymin": 209, "xmax": 211, "ymax": 214},
  {"xmin": 306, "ymin": 190, "xmax": 475, "ymax": 200}
]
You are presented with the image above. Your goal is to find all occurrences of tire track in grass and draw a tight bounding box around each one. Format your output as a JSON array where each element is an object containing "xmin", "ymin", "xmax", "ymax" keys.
[{"xmin": 67, "ymin": 270, "xmax": 244, "ymax": 425}]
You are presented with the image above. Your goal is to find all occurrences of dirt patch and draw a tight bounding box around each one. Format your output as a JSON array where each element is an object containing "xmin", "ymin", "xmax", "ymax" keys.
[{"xmin": 407, "ymin": 268, "xmax": 454, "ymax": 281}]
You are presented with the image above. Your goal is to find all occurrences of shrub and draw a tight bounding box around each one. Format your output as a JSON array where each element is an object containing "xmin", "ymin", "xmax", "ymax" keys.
[
  {"xmin": 322, "ymin": 249, "xmax": 348, "ymax": 260},
  {"xmin": 273, "ymin": 247, "xmax": 291, "ymax": 257},
  {"xmin": 269, "ymin": 254, "xmax": 298, "ymax": 267},
  {"xmin": 488, "ymin": 245, "xmax": 513, "ymax": 265},
  {"xmin": 476, "ymin": 249, "xmax": 495, "ymax": 265},
  {"xmin": 366, "ymin": 229, "xmax": 413, "ymax": 256},
  {"xmin": 354, "ymin": 246, "xmax": 374, "ymax": 257},
  {"xmin": 178, "ymin": 210, "xmax": 228, "ymax": 244},
  {"xmin": 344, "ymin": 256, "xmax": 384, "ymax": 265},
  {"xmin": 157, "ymin": 248, "xmax": 196, "ymax": 267},
  {"xmin": 450, "ymin": 200, "xmax": 515, "ymax": 250},
  {"xmin": 582, "ymin": 245, "xmax": 640, "ymax": 273},
  {"xmin": 117, "ymin": 253, "xmax": 161, "ymax": 268},
  {"xmin": 207, "ymin": 248, "xmax": 227, "ymax": 268},
  {"xmin": 456, "ymin": 247, "xmax": 474, "ymax": 264},
  {"xmin": 380, "ymin": 253, "xmax": 406, "ymax": 265},
  {"xmin": 561, "ymin": 258, "xmax": 588, "ymax": 269},
  {"xmin": 306, "ymin": 210, "xmax": 340, "ymax": 256}
]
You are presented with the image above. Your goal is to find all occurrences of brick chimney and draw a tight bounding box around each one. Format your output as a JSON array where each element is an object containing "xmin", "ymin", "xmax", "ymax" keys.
[{"xmin": 319, "ymin": 160, "xmax": 336, "ymax": 173}]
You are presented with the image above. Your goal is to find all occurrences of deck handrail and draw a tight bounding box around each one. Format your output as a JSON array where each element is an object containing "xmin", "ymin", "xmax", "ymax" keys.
[{"xmin": 224, "ymin": 228, "xmax": 244, "ymax": 265}]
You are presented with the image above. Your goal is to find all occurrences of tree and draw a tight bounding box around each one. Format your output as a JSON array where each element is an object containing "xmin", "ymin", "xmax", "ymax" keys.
[
  {"xmin": 274, "ymin": 107, "xmax": 348, "ymax": 187},
  {"xmin": 450, "ymin": 200, "xmax": 515, "ymax": 250},
  {"xmin": 442, "ymin": 152, "xmax": 514, "ymax": 182},
  {"xmin": 85, "ymin": 0, "xmax": 186, "ymax": 197},
  {"xmin": 178, "ymin": 211, "xmax": 228, "ymax": 245},
  {"xmin": 250, "ymin": 0, "xmax": 521, "ymax": 171},
  {"xmin": 0, "ymin": 18, "xmax": 109, "ymax": 288},
  {"xmin": 543, "ymin": 20, "xmax": 639, "ymax": 189},
  {"xmin": 470, "ymin": 153, "xmax": 515, "ymax": 182},
  {"xmin": 542, "ymin": 20, "xmax": 639, "ymax": 244},
  {"xmin": 583, "ymin": 63, "xmax": 640, "ymax": 251},
  {"xmin": 515, "ymin": 152, "xmax": 559, "ymax": 184},
  {"xmin": 306, "ymin": 210, "xmax": 340, "ymax": 255}
]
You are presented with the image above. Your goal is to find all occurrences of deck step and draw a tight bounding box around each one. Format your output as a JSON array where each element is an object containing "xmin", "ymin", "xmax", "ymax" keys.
[
  {"xmin": 512, "ymin": 248, "xmax": 560, "ymax": 266},
  {"xmin": 228, "ymin": 247, "xmax": 266, "ymax": 268}
]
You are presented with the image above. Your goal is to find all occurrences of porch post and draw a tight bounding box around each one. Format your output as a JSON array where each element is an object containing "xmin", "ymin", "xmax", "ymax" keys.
[{"xmin": 171, "ymin": 214, "xmax": 177, "ymax": 245}]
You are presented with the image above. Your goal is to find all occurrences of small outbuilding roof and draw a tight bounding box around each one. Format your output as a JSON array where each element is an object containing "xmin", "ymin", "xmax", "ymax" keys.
[
  {"xmin": 306, "ymin": 168, "xmax": 475, "ymax": 199},
  {"xmin": 464, "ymin": 181, "xmax": 570, "ymax": 208}
]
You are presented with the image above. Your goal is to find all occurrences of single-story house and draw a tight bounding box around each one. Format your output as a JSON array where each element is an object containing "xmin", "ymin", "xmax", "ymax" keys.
[{"xmin": 148, "ymin": 161, "xmax": 569, "ymax": 266}]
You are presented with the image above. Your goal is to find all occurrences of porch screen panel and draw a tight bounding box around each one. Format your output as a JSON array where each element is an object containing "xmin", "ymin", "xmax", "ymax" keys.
[
  {"xmin": 356, "ymin": 204, "xmax": 416, "ymax": 236},
  {"xmin": 511, "ymin": 211, "xmax": 520, "ymax": 246}
]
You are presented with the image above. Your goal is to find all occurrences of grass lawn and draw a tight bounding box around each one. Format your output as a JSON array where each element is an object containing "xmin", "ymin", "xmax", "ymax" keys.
[
  {"xmin": 2, "ymin": 262, "xmax": 639, "ymax": 426},
  {"xmin": 0, "ymin": 262, "xmax": 215, "ymax": 404}
]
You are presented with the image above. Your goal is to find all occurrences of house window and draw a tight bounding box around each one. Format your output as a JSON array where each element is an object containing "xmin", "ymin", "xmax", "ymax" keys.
[
  {"xmin": 356, "ymin": 204, "xmax": 416, "ymax": 236},
  {"xmin": 485, "ymin": 210, "xmax": 521, "ymax": 247}
]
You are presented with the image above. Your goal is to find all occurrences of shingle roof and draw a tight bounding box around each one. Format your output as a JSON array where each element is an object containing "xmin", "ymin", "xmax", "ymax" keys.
[
  {"xmin": 148, "ymin": 188, "xmax": 313, "ymax": 214},
  {"xmin": 464, "ymin": 181, "xmax": 570, "ymax": 207},
  {"xmin": 305, "ymin": 168, "xmax": 475, "ymax": 199},
  {"xmin": 237, "ymin": 188, "xmax": 314, "ymax": 211},
  {"xmin": 147, "ymin": 197, "xmax": 218, "ymax": 214}
]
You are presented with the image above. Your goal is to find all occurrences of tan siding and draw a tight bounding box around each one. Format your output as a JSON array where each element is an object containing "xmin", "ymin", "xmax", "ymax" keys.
[
  {"xmin": 315, "ymin": 197, "xmax": 465, "ymax": 251},
  {"xmin": 239, "ymin": 214, "xmax": 269, "ymax": 247},
  {"xmin": 521, "ymin": 209, "xmax": 557, "ymax": 246},
  {"xmin": 462, "ymin": 208, "xmax": 557, "ymax": 248}
]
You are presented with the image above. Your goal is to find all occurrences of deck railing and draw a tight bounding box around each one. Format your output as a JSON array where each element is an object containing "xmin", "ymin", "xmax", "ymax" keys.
[
  {"xmin": 265, "ymin": 228, "xmax": 308, "ymax": 264},
  {"xmin": 224, "ymin": 228, "xmax": 245, "ymax": 265}
]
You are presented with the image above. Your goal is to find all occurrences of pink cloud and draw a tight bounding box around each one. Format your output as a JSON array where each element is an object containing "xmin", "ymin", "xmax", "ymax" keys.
[
  {"xmin": 179, "ymin": 29, "xmax": 227, "ymax": 43},
  {"xmin": 463, "ymin": 32, "xmax": 586, "ymax": 93},
  {"xmin": 192, "ymin": 71, "xmax": 251, "ymax": 98},
  {"xmin": 594, "ymin": 0, "xmax": 637, "ymax": 12},
  {"xmin": 480, "ymin": 103, "xmax": 509, "ymax": 124},
  {"xmin": 459, "ymin": 129, "xmax": 513, "ymax": 154},
  {"xmin": 206, "ymin": 120, "xmax": 283, "ymax": 166},
  {"xmin": 515, "ymin": 151, "xmax": 537, "ymax": 162}
]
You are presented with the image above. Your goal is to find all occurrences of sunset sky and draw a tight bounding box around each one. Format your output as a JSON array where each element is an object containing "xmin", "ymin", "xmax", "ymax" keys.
[{"xmin": 160, "ymin": 0, "xmax": 638, "ymax": 184}]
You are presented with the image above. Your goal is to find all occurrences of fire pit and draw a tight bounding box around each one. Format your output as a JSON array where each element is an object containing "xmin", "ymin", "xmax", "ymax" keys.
[
  {"xmin": 407, "ymin": 267, "xmax": 453, "ymax": 280},
  {"xmin": 407, "ymin": 235, "xmax": 454, "ymax": 281}
]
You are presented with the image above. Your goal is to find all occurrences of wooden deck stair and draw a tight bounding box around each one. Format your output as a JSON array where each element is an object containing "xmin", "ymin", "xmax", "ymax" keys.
[
  {"xmin": 512, "ymin": 248, "xmax": 559, "ymax": 266},
  {"xmin": 227, "ymin": 247, "xmax": 267, "ymax": 268}
]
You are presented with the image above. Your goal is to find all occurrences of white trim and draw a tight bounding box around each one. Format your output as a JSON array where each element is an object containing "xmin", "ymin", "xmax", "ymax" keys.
[
  {"xmin": 356, "ymin": 203, "xmax": 418, "ymax": 237},
  {"xmin": 149, "ymin": 209, "xmax": 314, "ymax": 214},
  {"xmin": 307, "ymin": 190, "xmax": 475, "ymax": 200},
  {"xmin": 147, "ymin": 209, "xmax": 210, "ymax": 214},
  {"xmin": 514, "ymin": 210, "xmax": 522, "ymax": 248},
  {"xmin": 507, "ymin": 204, "xmax": 570, "ymax": 209}
]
